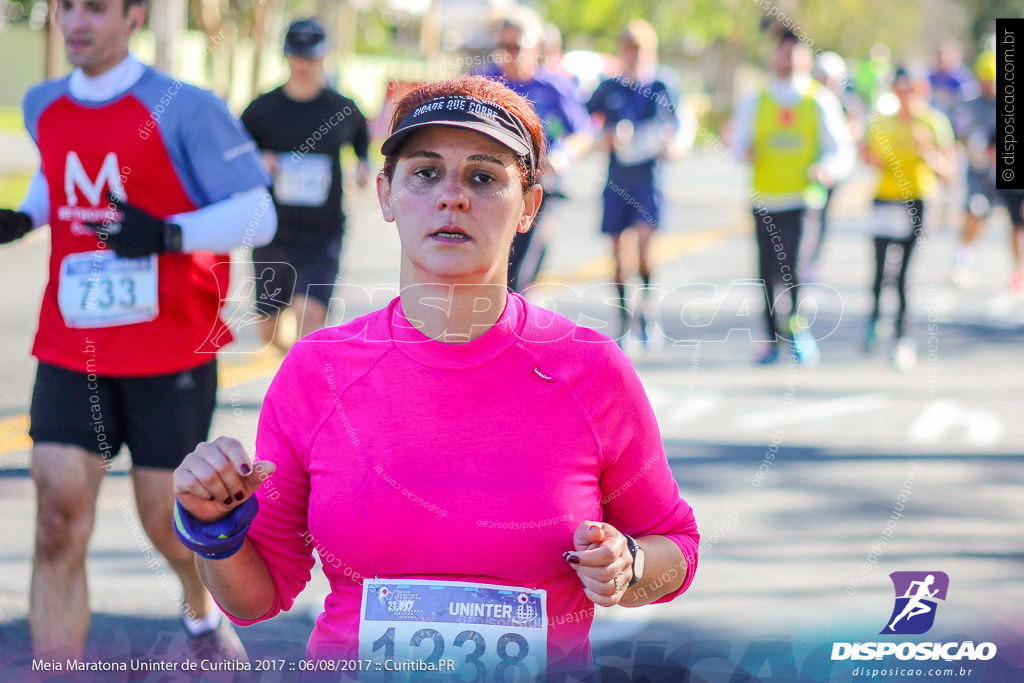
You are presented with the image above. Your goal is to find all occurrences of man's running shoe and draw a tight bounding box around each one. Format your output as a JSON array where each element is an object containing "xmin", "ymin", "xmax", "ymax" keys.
[
  {"xmin": 949, "ymin": 246, "xmax": 975, "ymax": 288},
  {"xmin": 950, "ymin": 265, "xmax": 973, "ymax": 288},
  {"xmin": 636, "ymin": 310, "xmax": 650, "ymax": 346},
  {"xmin": 755, "ymin": 342, "xmax": 780, "ymax": 365},
  {"xmin": 614, "ymin": 308, "xmax": 631, "ymax": 350},
  {"xmin": 184, "ymin": 614, "xmax": 248, "ymax": 664},
  {"xmin": 789, "ymin": 315, "xmax": 820, "ymax": 366},
  {"xmin": 892, "ymin": 337, "xmax": 917, "ymax": 372},
  {"xmin": 863, "ymin": 320, "xmax": 878, "ymax": 354},
  {"xmin": 1010, "ymin": 270, "xmax": 1024, "ymax": 296},
  {"xmin": 636, "ymin": 316, "xmax": 665, "ymax": 351}
]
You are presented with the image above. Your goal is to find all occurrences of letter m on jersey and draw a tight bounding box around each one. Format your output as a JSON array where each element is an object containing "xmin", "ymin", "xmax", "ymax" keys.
[{"xmin": 65, "ymin": 151, "xmax": 125, "ymax": 206}]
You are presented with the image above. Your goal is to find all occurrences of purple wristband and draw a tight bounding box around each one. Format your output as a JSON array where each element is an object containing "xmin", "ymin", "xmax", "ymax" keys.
[{"xmin": 173, "ymin": 497, "xmax": 259, "ymax": 560}]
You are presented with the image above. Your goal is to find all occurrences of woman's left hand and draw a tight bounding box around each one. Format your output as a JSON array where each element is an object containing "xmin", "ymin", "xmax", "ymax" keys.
[{"xmin": 565, "ymin": 521, "xmax": 634, "ymax": 607}]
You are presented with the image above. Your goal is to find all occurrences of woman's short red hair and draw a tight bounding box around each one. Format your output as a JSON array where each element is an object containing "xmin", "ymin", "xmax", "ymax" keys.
[{"xmin": 382, "ymin": 76, "xmax": 546, "ymax": 192}]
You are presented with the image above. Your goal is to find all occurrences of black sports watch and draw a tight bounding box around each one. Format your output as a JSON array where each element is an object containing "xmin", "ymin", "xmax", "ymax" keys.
[
  {"xmin": 624, "ymin": 534, "xmax": 645, "ymax": 587},
  {"xmin": 164, "ymin": 223, "xmax": 183, "ymax": 253}
]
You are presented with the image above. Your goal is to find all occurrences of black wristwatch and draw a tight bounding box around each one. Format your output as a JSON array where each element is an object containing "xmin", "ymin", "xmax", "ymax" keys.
[
  {"xmin": 164, "ymin": 223, "xmax": 183, "ymax": 253},
  {"xmin": 624, "ymin": 534, "xmax": 645, "ymax": 587}
]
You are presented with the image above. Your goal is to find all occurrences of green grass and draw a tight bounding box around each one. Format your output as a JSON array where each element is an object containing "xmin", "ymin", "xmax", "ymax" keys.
[
  {"xmin": 0, "ymin": 107, "xmax": 24, "ymax": 135},
  {"xmin": 0, "ymin": 172, "xmax": 31, "ymax": 209},
  {"xmin": 0, "ymin": 104, "xmax": 32, "ymax": 208}
]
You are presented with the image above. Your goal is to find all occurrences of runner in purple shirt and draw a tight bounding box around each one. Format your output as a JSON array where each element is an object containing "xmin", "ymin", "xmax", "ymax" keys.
[{"xmin": 478, "ymin": 16, "xmax": 592, "ymax": 291}]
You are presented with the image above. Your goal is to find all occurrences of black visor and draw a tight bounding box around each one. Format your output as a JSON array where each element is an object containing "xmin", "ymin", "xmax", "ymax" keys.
[{"xmin": 380, "ymin": 96, "xmax": 535, "ymax": 171}]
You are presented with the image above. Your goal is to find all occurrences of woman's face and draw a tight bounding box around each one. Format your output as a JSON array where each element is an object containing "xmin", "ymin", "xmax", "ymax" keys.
[{"xmin": 377, "ymin": 126, "xmax": 541, "ymax": 284}]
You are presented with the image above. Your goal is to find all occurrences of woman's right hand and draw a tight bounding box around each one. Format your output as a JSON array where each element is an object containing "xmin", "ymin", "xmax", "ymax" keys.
[{"xmin": 173, "ymin": 436, "xmax": 276, "ymax": 523}]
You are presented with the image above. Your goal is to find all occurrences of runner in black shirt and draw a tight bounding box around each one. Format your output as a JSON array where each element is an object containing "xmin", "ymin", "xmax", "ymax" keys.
[{"xmin": 240, "ymin": 18, "xmax": 369, "ymax": 350}]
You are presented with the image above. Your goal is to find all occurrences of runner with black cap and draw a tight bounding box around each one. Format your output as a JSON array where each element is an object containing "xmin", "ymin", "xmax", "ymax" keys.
[{"xmin": 241, "ymin": 17, "xmax": 370, "ymax": 351}]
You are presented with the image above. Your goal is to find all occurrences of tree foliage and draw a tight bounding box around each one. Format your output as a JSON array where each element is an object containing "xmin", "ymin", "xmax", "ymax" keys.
[{"xmin": 540, "ymin": 0, "xmax": 1018, "ymax": 60}]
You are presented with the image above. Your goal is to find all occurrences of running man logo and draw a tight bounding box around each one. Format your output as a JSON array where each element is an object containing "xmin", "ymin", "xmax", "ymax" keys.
[{"xmin": 880, "ymin": 571, "xmax": 949, "ymax": 635}]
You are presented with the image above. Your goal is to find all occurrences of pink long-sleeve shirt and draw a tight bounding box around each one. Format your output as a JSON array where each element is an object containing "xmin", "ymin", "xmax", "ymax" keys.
[{"xmin": 226, "ymin": 292, "xmax": 699, "ymax": 670}]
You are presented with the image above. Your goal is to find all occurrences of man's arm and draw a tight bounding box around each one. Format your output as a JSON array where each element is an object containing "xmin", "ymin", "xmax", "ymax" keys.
[
  {"xmin": 349, "ymin": 104, "xmax": 371, "ymax": 188},
  {"xmin": 240, "ymin": 98, "xmax": 278, "ymax": 177},
  {"xmin": 812, "ymin": 88, "xmax": 856, "ymax": 185},
  {"xmin": 5, "ymin": 81, "xmax": 63, "ymax": 242},
  {"xmin": 173, "ymin": 90, "xmax": 277, "ymax": 252},
  {"xmin": 168, "ymin": 186, "xmax": 277, "ymax": 253},
  {"xmin": 727, "ymin": 93, "xmax": 758, "ymax": 163},
  {"xmin": 19, "ymin": 170, "xmax": 50, "ymax": 229},
  {"xmin": 922, "ymin": 110, "xmax": 957, "ymax": 182},
  {"xmin": 349, "ymin": 103, "xmax": 370, "ymax": 162},
  {"xmin": 0, "ymin": 170, "xmax": 49, "ymax": 245}
]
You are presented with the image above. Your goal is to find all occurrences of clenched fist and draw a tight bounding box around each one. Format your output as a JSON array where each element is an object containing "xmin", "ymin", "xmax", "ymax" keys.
[{"xmin": 173, "ymin": 436, "xmax": 276, "ymax": 523}]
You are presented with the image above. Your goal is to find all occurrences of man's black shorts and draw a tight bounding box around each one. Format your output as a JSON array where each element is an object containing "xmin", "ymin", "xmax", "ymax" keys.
[
  {"xmin": 999, "ymin": 190, "xmax": 1024, "ymax": 227},
  {"xmin": 28, "ymin": 360, "xmax": 217, "ymax": 469},
  {"xmin": 252, "ymin": 236, "xmax": 342, "ymax": 315}
]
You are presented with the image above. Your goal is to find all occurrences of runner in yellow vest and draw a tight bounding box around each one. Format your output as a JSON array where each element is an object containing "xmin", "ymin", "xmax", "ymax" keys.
[
  {"xmin": 730, "ymin": 29, "xmax": 854, "ymax": 364},
  {"xmin": 751, "ymin": 85, "xmax": 821, "ymax": 208},
  {"xmin": 862, "ymin": 66, "xmax": 954, "ymax": 370}
]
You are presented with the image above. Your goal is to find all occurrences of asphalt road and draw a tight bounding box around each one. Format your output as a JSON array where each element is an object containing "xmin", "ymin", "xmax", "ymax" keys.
[{"xmin": 1, "ymin": 145, "xmax": 1022, "ymax": 682}]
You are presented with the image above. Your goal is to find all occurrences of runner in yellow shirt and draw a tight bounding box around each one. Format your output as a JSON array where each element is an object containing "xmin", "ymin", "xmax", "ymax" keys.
[
  {"xmin": 730, "ymin": 29, "xmax": 855, "ymax": 365},
  {"xmin": 862, "ymin": 66, "xmax": 955, "ymax": 369}
]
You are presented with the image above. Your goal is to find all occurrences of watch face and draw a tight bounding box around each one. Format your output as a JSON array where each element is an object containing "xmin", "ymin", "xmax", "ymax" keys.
[{"xmin": 633, "ymin": 546, "xmax": 645, "ymax": 580}]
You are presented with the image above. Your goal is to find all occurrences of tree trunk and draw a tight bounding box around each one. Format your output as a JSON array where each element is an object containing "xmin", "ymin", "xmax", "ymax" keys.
[
  {"xmin": 420, "ymin": 0, "xmax": 441, "ymax": 61},
  {"xmin": 46, "ymin": 2, "xmax": 64, "ymax": 79},
  {"xmin": 151, "ymin": 0, "xmax": 186, "ymax": 73},
  {"xmin": 251, "ymin": 0, "xmax": 270, "ymax": 99},
  {"xmin": 192, "ymin": 0, "xmax": 233, "ymax": 99}
]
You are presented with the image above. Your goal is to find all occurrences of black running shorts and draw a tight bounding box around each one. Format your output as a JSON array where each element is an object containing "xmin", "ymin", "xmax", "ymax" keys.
[
  {"xmin": 251, "ymin": 237, "xmax": 343, "ymax": 314},
  {"xmin": 28, "ymin": 360, "xmax": 218, "ymax": 469}
]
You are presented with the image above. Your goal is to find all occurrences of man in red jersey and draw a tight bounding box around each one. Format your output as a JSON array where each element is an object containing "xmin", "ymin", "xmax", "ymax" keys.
[{"xmin": 0, "ymin": 0, "xmax": 276, "ymax": 663}]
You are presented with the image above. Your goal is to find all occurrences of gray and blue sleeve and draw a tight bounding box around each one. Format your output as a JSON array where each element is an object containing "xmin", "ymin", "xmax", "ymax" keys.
[{"xmin": 135, "ymin": 74, "xmax": 276, "ymax": 251}]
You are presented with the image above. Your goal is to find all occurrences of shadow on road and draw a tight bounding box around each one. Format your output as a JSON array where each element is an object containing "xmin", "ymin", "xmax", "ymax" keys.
[{"xmin": 0, "ymin": 612, "xmax": 313, "ymax": 674}]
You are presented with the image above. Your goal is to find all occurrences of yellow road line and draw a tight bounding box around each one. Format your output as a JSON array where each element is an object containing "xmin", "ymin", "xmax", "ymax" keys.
[
  {"xmin": 0, "ymin": 434, "xmax": 32, "ymax": 457},
  {"xmin": 0, "ymin": 414, "xmax": 31, "ymax": 458},
  {"xmin": 0, "ymin": 414, "xmax": 28, "ymax": 439}
]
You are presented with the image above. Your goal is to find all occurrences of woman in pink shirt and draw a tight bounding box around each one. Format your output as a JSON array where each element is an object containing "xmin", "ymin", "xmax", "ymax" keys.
[{"xmin": 173, "ymin": 76, "xmax": 699, "ymax": 679}]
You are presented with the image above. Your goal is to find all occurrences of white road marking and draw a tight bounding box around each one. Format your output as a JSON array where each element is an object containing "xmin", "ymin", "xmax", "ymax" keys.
[
  {"xmin": 669, "ymin": 394, "xmax": 722, "ymax": 424},
  {"xmin": 906, "ymin": 400, "xmax": 1004, "ymax": 448},
  {"xmin": 735, "ymin": 393, "xmax": 887, "ymax": 431}
]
